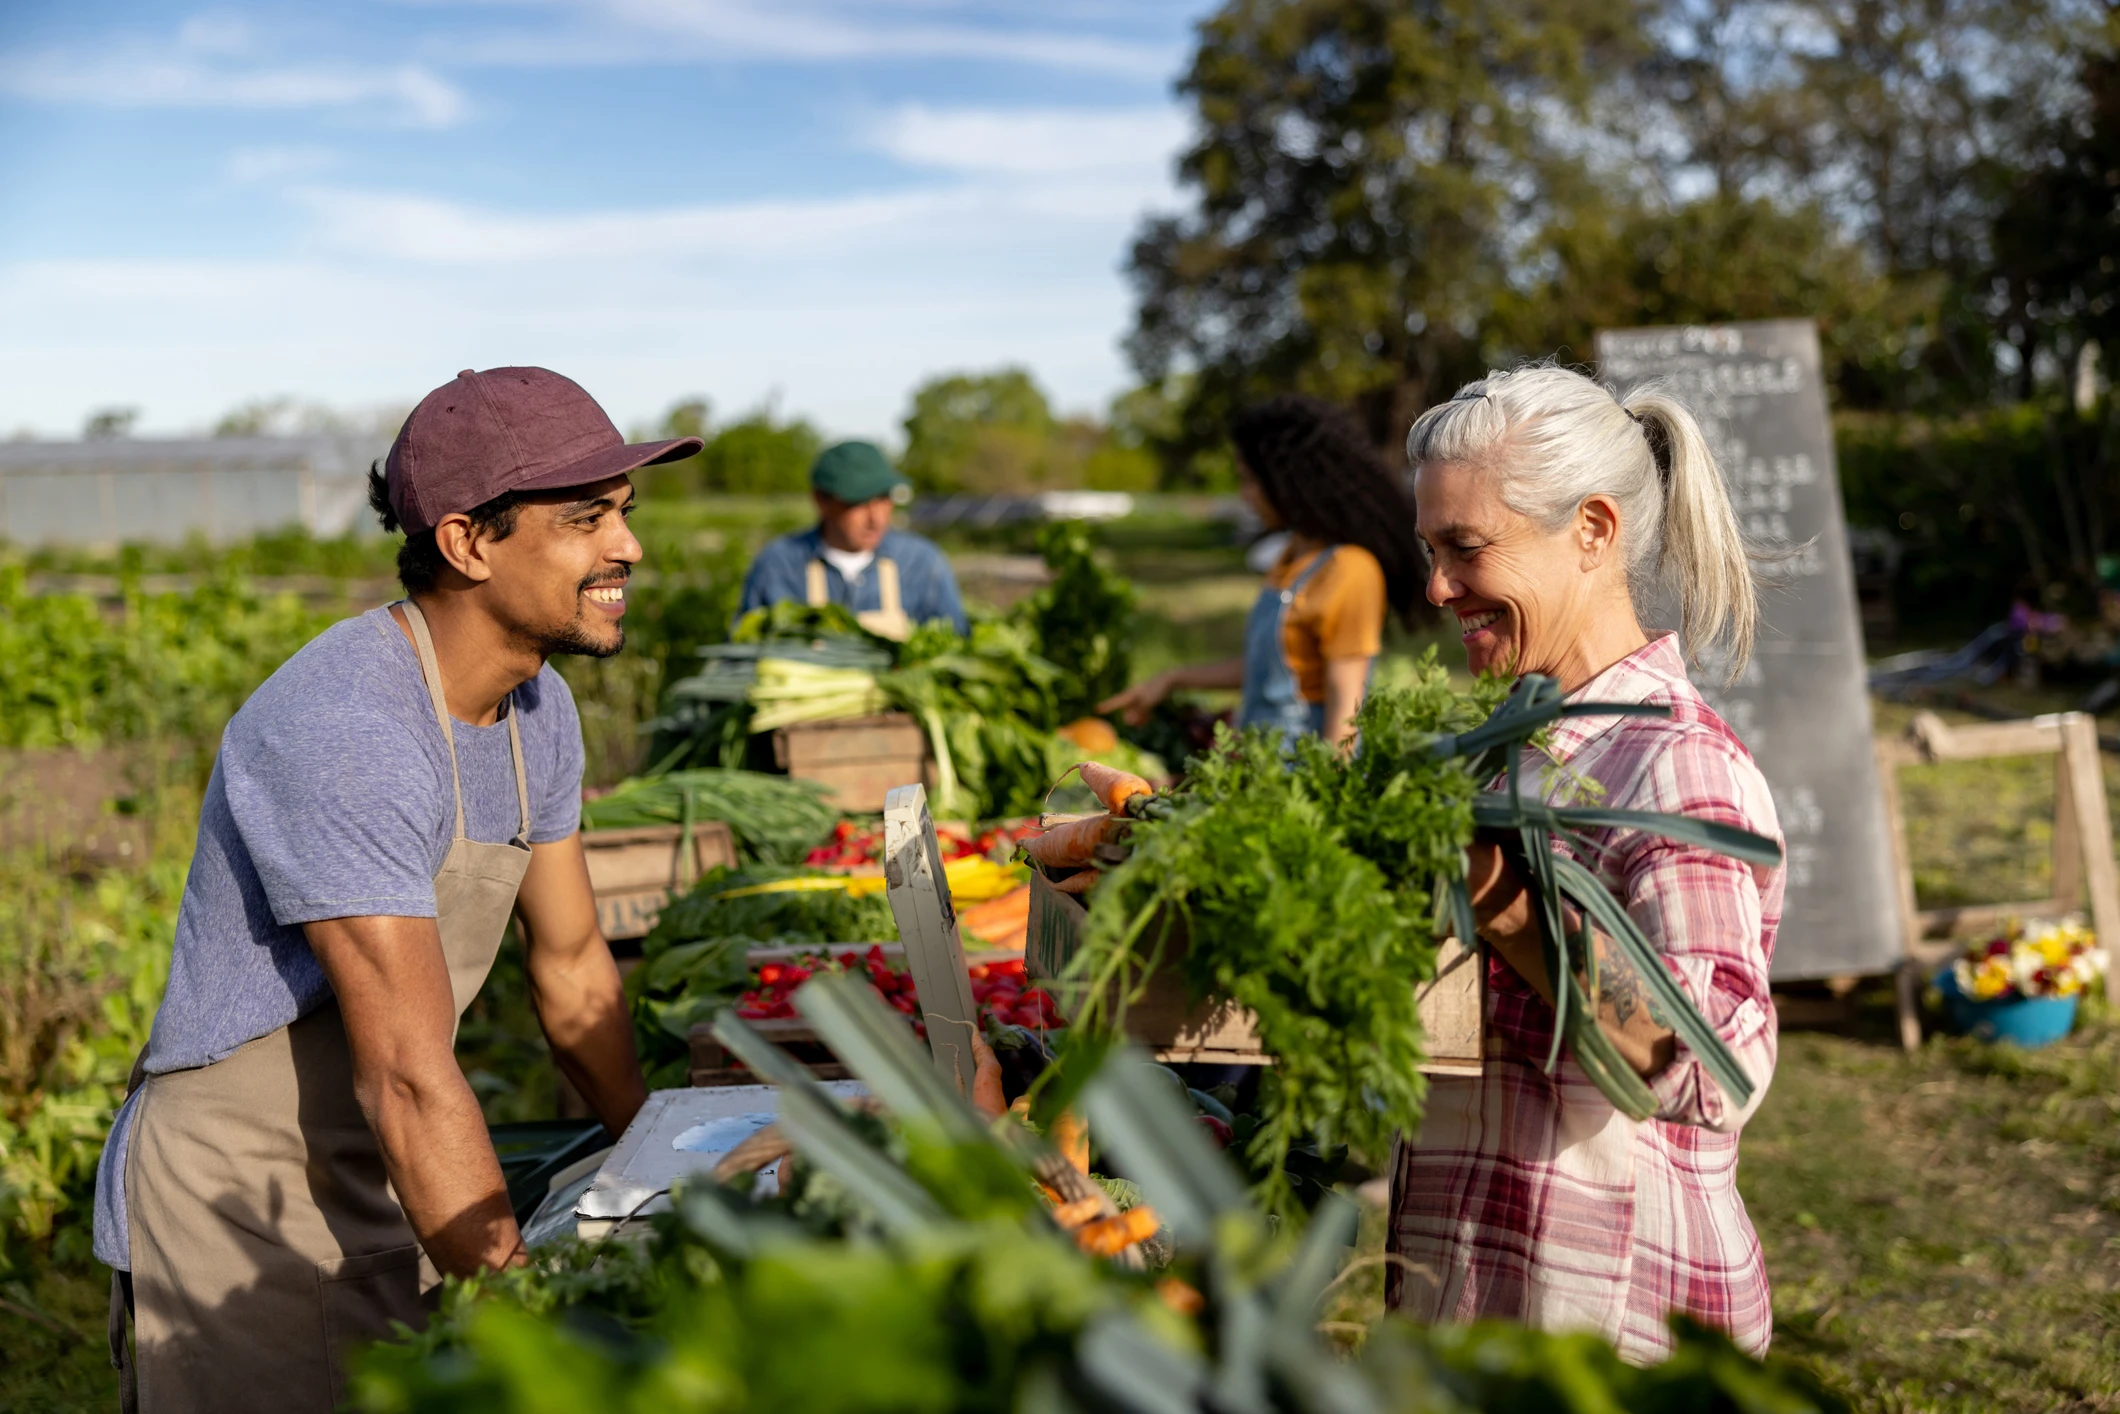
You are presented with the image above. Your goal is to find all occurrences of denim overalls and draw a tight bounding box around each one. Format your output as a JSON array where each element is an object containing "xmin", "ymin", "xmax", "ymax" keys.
[{"xmin": 1236, "ymin": 546, "xmax": 1338, "ymax": 744}]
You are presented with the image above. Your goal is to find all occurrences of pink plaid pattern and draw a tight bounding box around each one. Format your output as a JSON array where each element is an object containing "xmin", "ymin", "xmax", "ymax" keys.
[{"xmin": 1388, "ymin": 634, "xmax": 1784, "ymax": 1363}]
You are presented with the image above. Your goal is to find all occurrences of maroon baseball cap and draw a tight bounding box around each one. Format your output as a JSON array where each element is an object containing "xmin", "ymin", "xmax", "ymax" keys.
[{"xmin": 384, "ymin": 367, "xmax": 703, "ymax": 533}]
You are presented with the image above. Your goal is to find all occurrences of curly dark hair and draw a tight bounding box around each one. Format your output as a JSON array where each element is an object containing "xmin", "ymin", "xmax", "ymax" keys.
[
  {"xmin": 1230, "ymin": 395, "xmax": 1426, "ymax": 622},
  {"xmin": 367, "ymin": 465, "xmax": 528, "ymax": 595}
]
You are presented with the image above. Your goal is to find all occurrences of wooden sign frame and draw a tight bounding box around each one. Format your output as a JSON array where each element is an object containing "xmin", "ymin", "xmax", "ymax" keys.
[
  {"xmin": 1875, "ymin": 709, "xmax": 2120, "ymax": 1050},
  {"xmin": 880, "ymin": 783, "xmax": 983, "ymax": 1096}
]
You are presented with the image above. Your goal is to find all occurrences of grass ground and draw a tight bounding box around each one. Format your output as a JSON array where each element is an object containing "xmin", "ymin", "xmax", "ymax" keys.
[{"xmin": 1749, "ymin": 1004, "xmax": 2120, "ymax": 1413}]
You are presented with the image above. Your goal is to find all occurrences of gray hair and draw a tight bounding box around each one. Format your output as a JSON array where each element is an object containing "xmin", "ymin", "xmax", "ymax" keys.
[{"xmin": 1405, "ymin": 363, "xmax": 1758, "ymax": 674}]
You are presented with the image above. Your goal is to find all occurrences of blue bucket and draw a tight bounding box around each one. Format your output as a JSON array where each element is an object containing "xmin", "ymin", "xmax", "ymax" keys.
[{"xmin": 1936, "ymin": 966, "xmax": 2079, "ymax": 1047}]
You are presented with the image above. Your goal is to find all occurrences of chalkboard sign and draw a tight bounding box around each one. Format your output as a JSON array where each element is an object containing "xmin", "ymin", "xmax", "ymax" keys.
[{"xmin": 1595, "ymin": 320, "xmax": 1902, "ymax": 980}]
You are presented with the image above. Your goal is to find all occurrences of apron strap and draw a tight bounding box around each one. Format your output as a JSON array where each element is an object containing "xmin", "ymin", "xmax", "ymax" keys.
[
  {"xmin": 805, "ymin": 559, "xmax": 828, "ymax": 606},
  {"xmin": 397, "ymin": 599, "xmax": 468, "ymax": 843},
  {"xmin": 505, "ymin": 706, "xmax": 532, "ymax": 848},
  {"xmin": 1285, "ymin": 544, "xmax": 1338, "ymax": 600},
  {"xmin": 109, "ymin": 1271, "xmax": 137, "ymax": 1414},
  {"xmin": 875, "ymin": 557, "xmax": 901, "ymax": 619}
]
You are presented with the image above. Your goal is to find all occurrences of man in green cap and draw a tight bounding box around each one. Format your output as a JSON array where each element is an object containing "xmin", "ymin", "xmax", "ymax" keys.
[{"xmin": 738, "ymin": 440, "xmax": 966, "ymax": 639}]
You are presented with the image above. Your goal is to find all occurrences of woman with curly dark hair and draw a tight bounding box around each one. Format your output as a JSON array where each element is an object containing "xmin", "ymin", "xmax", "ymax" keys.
[{"xmin": 1099, "ymin": 394, "xmax": 1426, "ymax": 746}]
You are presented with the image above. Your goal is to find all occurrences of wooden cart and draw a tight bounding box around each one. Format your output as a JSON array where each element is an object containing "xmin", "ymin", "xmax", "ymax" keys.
[{"xmin": 1876, "ymin": 709, "xmax": 2120, "ymax": 1049}]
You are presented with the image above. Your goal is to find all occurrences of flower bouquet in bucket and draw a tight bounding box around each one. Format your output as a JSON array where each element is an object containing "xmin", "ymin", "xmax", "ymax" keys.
[{"xmin": 1939, "ymin": 918, "xmax": 2108, "ymax": 1047}]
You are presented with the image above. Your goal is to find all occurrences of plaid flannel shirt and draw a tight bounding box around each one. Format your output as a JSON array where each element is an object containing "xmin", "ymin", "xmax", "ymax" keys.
[{"xmin": 1387, "ymin": 633, "xmax": 1784, "ymax": 1362}]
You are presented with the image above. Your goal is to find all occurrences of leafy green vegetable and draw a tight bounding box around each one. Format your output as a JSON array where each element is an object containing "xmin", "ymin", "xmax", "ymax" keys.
[
  {"xmin": 624, "ymin": 866, "xmax": 898, "ymax": 1085},
  {"xmin": 355, "ymin": 976, "xmax": 1842, "ymax": 1414},
  {"xmin": 1071, "ymin": 686, "xmax": 1473, "ymax": 1199},
  {"xmin": 646, "ymin": 531, "xmax": 1159, "ymax": 815},
  {"xmin": 580, "ymin": 769, "xmax": 840, "ymax": 865},
  {"xmin": 1066, "ymin": 651, "xmax": 1780, "ymax": 1201},
  {"xmin": 1012, "ymin": 521, "xmax": 1135, "ymax": 722},
  {"xmin": 0, "ymin": 563, "xmax": 334, "ymax": 749}
]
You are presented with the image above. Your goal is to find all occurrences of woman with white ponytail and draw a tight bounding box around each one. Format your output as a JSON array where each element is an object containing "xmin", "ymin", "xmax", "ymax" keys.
[{"xmin": 1388, "ymin": 363, "xmax": 1785, "ymax": 1363}]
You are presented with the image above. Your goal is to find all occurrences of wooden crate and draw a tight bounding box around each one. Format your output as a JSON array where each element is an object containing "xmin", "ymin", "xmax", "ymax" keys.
[
  {"xmin": 688, "ymin": 1016, "xmax": 854, "ymax": 1087},
  {"xmin": 770, "ymin": 713, "xmax": 930, "ymax": 813},
  {"xmin": 583, "ymin": 822, "xmax": 738, "ymax": 942},
  {"xmin": 1026, "ymin": 867, "xmax": 1485, "ymax": 1074}
]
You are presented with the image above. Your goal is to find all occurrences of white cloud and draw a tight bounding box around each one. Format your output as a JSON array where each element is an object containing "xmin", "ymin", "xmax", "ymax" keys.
[
  {"xmin": 225, "ymin": 145, "xmax": 340, "ymax": 184},
  {"xmin": 176, "ymin": 13, "xmax": 254, "ymax": 56},
  {"xmin": 0, "ymin": 250, "xmax": 1135, "ymax": 441},
  {"xmin": 291, "ymin": 185, "xmax": 948, "ymax": 263},
  {"xmin": 453, "ymin": 0, "xmax": 1182, "ymax": 78},
  {"xmin": 0, "ymin": 45, "xmax": 468, "ymax": 128},
  {"xmin": 872, "ymin": 104, "xmax": 1187, "ymax": 178}
]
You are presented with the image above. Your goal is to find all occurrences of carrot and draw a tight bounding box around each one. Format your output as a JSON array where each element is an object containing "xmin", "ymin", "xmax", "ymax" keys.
[
  {"xmin": 959, "ymin": 884, "xmax": 1030, "ymax": 944},
  {"xmin": 1155, "ymin": 1277, "xmax": 1205, "ymax": 1316},
  {"xmin": 1049, "ymin": 1196, "xmax": 1105, "ymax": 1230},
  {"xmin": 1048, "ymin": 870, "xmax": 1099, "ymax": 896},
  {"xmin": 1049, "ymin": 1109, "xmax": 1090, "ymax": 1175},
  {"xmin": 1021, "ymin": 813, "xmax": 1121, "ymax": 869},
  {"xmin": 1077, "ymin": 761, "xmax": 1154, "ymax": 816},
  {"xmin": 1074, "ymin": 1206, "xmax": 1160, "ymax": 1257}
]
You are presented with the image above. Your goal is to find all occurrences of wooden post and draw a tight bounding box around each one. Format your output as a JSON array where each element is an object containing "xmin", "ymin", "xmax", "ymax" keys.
[
  {"xmin": 1875, "ymin": 737, "xmax": 1926, "ymax": 1053},
  {"xmin": 881, "ymin": 784, "xmax": 982, "ymax": 1096},
  {"xmin": 1881, "ymin": 710, "xmax": 2120, "ymax": 1046},
  {"xmin": 2060, "ymin": 714, "xmax": 2120, "ymax": 1007}
]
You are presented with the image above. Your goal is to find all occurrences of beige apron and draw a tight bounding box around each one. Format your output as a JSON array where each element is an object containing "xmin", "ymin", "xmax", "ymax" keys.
[
  {"xmin": 806, "ymin": 554, "xmax": 911, "ymax": 640},
  {"xmin": 119, "ymin": 599, "xmax": 533, "ymax": 1414}
]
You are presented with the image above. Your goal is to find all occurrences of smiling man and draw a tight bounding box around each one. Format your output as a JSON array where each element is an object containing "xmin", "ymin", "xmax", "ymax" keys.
[{"xmin": 91, "ymin": 368, "xmax": 701, "ymax": 1413}]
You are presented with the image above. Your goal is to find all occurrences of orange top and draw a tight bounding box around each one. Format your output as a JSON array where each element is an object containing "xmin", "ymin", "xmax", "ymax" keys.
[{"xmin": 1266, "ymin": 543, "xmax": 1386, "ymax": 703}]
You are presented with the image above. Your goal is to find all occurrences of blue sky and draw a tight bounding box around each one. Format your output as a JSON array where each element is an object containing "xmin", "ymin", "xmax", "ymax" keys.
[{"xmin": 0, "ymin": 1, "xmax": 1209, "ymax": 443}]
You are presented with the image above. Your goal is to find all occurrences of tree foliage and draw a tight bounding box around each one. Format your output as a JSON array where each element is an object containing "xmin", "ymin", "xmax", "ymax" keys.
[
  {"xmin": 637, "ymin": 399, "xmax": 823, "ymax": 498},
  {"xmin": 1131, "ymin": 0, "xmax": 2108, "ymax": 449},
  {"xmin": 900, "ymin": 369, "xmax": 1160, "ymax": 494},
  {"xmin": 1128, "ymin": 0, "xmax": 2120, "ymax": 610}
]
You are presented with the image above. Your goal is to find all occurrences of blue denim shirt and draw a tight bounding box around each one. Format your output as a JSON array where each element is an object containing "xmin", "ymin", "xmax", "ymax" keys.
[{"xmin": 739, "ymin": 525, "xmax": 967, "ymax": 634}]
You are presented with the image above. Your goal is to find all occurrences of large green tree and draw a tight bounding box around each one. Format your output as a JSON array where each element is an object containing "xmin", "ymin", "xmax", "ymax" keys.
[
  {"xmin": 1126, "ymin": 0, "xmax": 1648, "ymax": 463},
  {"xmin": 1129, "ymin": 0, "xmax": 2100, "ymax": 470}
]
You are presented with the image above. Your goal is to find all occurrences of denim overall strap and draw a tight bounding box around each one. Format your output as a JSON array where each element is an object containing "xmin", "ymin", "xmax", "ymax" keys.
[{"xmin": 1236, "ymin": 545, "xmax": 1339, "ymax": 742}]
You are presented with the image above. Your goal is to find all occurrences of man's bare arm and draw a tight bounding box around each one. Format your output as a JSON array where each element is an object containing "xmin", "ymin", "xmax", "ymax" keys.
[
  {"xmin": 303, "ymin": 915, "xmax": 523, "ymax": 1275},
  {"xmin": 514, "ymin": 834, "xmax": 647, "ymax": 1139}
]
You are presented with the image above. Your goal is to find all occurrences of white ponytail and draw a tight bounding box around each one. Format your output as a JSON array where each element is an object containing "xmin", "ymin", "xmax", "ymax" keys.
[{"xmin": 1405, "ymin": 362, "xmax": 1759, "ymax": 675}]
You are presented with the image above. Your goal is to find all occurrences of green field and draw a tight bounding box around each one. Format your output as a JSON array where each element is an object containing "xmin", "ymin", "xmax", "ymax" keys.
[{"xmin": 4, "ymin": 520, "xmax": 2119, "ymax": 1411}]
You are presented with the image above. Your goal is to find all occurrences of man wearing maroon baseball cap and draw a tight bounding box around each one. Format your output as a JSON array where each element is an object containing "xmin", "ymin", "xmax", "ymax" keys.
[{"xmin": 95, "ymin": 368, "xmax": 700, "ymax": 1412}]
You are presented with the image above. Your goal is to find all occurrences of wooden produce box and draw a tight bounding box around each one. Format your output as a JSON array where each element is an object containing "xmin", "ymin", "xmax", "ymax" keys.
[
  {"xmin": 583, "ymin": 822, "xmax": 738, "ymax": 942},
  {"xmin": 770, "ymin": 713, "xmax": 930, "ymax": 813},
  {"xmin": 688, "ymin": 1016, "xmax": 853, "ymax": 1087},
  {"xmin": 1026, "ymin": 868, "xmax": 1485, "ymax": 1075}
]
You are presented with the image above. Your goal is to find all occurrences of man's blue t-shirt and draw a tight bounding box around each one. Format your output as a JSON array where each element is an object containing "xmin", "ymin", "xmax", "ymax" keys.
[
  {"xmin": 739, "ymin": 525, "xmax": 967, "ymax": 633},
  {"xmin": 92, "ymin": 606, "xmax": 585, "ymax": 1269}
]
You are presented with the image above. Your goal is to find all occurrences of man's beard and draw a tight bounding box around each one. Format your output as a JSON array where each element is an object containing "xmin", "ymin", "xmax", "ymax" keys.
[
  {"xmin": 534, "ymin": 619, "xmax": 625, "ymax": 659},
  {"xmin": 526, "ymin": 571, "xmax": 628, "ymax": 659}
]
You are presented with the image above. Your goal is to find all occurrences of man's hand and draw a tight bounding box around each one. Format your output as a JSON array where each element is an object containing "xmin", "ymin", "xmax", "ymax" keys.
[
  {"xmin": 514, "ymin": 834, "xmax": 647, "ymax": 1140},
  {"xmin": 303, "ymin": 915, "xmax": 524, "ymax": 1276}
]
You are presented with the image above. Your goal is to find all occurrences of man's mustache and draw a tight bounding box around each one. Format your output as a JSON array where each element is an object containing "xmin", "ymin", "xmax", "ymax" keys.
[{"xmin": 578, "ymin": 567, "xmax": 633, "ymax": 592}]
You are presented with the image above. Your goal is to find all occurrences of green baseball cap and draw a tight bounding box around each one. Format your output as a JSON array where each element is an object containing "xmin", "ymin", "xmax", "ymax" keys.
[{"xmin": 809, "ymin": 441, "xmax": 908, "ymax": 504}]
